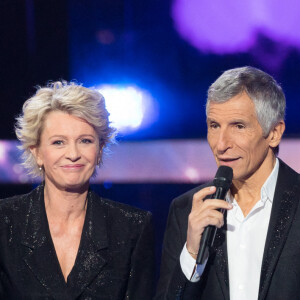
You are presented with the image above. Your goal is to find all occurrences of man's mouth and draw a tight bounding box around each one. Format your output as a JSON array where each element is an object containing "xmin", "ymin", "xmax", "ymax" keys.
[{"xmin": 218, "ymin": 157, "xmax": 240, "ymax": 163}]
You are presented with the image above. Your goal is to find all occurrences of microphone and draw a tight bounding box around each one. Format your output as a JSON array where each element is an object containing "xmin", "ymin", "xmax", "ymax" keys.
[{"xmin": 196, "ymin": 165, "xmax": 233, "ymax": 265}]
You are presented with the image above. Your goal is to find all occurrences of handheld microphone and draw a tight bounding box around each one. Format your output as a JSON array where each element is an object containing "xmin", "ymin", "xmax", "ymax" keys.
[{"xmin": 196, "ymin": 165, "xmax": 233, "ymax": 265}]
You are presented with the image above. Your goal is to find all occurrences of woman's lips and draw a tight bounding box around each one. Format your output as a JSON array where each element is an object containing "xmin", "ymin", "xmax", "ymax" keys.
[{"xmin": 61, "ymin": 164, "xmax": 84, "ymax": 169}]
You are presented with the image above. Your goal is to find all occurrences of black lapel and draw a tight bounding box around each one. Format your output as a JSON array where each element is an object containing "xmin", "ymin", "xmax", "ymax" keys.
[
  {"xmin": 259, "ymin": 160, "xmax": 300, "ymax": 299},
  {"xmin": 67, "ymin": 190, "xmax": 108, "ymax": 299},
  {"xmin": 20, "ymin": 185, "xmax": 67, "ymax": 295},
  {"xmin": 212, "ymin": 211, "xmax": 230, "ymax": 300}
]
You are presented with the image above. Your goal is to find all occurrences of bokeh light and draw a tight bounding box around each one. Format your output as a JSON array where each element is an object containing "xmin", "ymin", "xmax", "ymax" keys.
[
  {"xmin": 172, "ymin": 0, "xmax": 300, "ymax": 54},
  {"xmin": 97, "ymin": 85, "xmax": 158, "ymax": 134}
]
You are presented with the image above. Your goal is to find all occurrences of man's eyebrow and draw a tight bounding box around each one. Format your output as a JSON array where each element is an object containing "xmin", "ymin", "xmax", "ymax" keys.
[
  {"xmin": 228, "ymin": 119, "xmax": 249, "ymax": 126},
  {"xmin": 230, "ymin": 119, "xmax": 246, "ymax": 123}
]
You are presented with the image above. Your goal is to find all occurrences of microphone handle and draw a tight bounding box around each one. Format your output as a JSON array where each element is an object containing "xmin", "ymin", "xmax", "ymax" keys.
[
  {"xmin": 196, "ymin": 225, "xmax": 214, "ymax": 264},
  {"xmin": 196, "ymin": 186, "xmax": 228, "ymax": 265}
]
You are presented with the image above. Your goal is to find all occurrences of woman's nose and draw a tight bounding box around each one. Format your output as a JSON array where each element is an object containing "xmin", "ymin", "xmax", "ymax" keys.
[{"xmin": 66, "ymin": 143, "xmax": 81, "ymax": 161}]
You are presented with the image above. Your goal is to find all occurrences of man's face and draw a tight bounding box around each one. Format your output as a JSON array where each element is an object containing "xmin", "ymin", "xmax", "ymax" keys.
[{"xmin": 207, "ymin": 92, "xmax": 274, "ymax": 183}]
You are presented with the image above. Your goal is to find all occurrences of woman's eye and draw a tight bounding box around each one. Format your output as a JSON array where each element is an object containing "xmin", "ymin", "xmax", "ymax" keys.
[
  {"xmin": 52, "ymin": 140, "xmax": 63, "ymax": 145},
  {"xmin": 81, "ymin": 138, "xmax": 93, "ymax": 144}
]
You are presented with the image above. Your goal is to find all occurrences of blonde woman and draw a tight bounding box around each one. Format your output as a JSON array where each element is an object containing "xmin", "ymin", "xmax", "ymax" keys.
[{"xmin": 0, "ymin": 82, "xmax": 154, "ymax": 299}]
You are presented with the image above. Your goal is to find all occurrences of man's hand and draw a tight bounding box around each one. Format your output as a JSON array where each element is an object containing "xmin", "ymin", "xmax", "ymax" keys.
[{"xmin": 186, "ymin": 186, "xmax": 233, "ymax": 259}]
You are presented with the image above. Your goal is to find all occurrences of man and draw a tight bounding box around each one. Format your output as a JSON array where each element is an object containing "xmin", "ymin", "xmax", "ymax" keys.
[{"xmin": 155, "ymin": 66, "xmax": 300, "ymax": 299}]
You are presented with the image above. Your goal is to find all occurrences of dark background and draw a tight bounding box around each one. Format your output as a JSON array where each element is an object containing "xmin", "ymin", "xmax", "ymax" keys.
[{"xmin": 1, "ymin": 0, "xmax": 300, "ymax": 286}]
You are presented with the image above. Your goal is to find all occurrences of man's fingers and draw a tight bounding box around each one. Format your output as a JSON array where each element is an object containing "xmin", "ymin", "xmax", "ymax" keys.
[
  {"xmin": 201, "ymin": 199, "xmax": 233, "ymax": 210},
  {"xmin": 192, "ymin": 197, "xmax": 232, "ymax": 212},
  {"xmin": 192, "ymin": 186, "xmax": 216, "ymax": 208},
  {"xmin": 187, "ymin": 209, "xmax": 225, "ymax": 253},
  {"xmin": 187, "ymin": 188, "xmax": 233, "ymax": 254},
  {"xmin": 189, "ymin": 209, "xmax": 225, "ymax": 230}
]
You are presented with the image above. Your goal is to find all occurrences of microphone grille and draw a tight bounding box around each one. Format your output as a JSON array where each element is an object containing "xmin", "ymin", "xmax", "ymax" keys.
[{"xmin": 215, "ymin": 165, "xmax": 233, "ymax": 181}]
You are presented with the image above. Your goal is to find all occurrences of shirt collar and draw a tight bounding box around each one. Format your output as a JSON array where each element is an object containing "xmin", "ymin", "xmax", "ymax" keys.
[{"xmin": 260, "ymin": 157, "xmax": 279, "ymax": 204}]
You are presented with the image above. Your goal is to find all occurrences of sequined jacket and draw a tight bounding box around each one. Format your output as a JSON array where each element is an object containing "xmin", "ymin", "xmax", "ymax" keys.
[
  {"xmin": 155, "ymin": 159, "xmax": 300, "ymax": 300},
  {"xmin": 0, "ymin": 185, "xmax": 155, "ymax": 299}
]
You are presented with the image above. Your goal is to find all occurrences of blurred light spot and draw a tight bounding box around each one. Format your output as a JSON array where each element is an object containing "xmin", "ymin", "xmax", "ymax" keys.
[
  {"xmin": 0, "ymin": 141, "xmax": 7, "ymax": 162},
  {"xmin": 96, "ymin": 29, "xmax": 115, "ymax": 45},
  {"xmin": 97, "ymin": 85, "xmax": 157, "ymax": 133},
  {"xmin": 13, "ymin": 164, "xmax": 23, "ymax": 174},
  {"xmin": 185, "ymin": 167, "xmax": 200, "ymax": 183},
  {"xmin": 103, "ymin": 181, "xmax": 113, "ymax": 189},
  {"xmin": 19, "ymin": 174, "xmax": 29, "ymax": 183},
  {"xmin": 172, "ymin": 0, "xmax": 300, "ymax": 54}
]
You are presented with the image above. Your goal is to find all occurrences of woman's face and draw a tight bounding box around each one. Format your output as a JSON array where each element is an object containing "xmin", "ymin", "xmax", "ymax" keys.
[{"xmin": 32, "ymin": 111, "xmax": 100, "ymax": 192}]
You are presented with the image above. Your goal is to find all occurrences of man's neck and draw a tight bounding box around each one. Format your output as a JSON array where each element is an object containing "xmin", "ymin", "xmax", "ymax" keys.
[{"xmin": 231, "ymin": 153, "xmax": 276, "ymax": 216}]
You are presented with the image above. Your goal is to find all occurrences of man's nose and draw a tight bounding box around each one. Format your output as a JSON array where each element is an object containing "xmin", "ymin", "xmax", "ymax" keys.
[{"xmin": 216, "ymin": 129, "xmax": 232, "ymax": 153}]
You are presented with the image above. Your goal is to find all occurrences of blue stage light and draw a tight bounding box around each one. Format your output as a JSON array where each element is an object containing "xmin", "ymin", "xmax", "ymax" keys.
[{"xmin": 96, "ymin": 85, "xmax": 157, "ymax": 134}]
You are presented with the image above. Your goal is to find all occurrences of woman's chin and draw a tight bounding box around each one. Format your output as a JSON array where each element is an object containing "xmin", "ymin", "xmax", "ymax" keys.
[
  {"xmin": 64, "ymin": 183, "xmax": 89, "ymax": 193},
  {"xmin": 48, "ymin": 179, "xmax": 90, "ymax": 193}
]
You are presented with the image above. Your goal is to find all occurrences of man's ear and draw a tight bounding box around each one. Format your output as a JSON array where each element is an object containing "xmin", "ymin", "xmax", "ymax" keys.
[
  {"xmin": 30, "ymin": 146, "xmax": 43, "ymax": 167},
  {"xmin": 268, "ymin": 120, "xmax": 285, "ymax": 148}
]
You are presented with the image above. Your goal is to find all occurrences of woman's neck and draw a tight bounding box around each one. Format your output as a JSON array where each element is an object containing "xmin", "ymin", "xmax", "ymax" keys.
[{"xmin": 43, "ymin": 180, "xmax": 88, "ymax": 222}]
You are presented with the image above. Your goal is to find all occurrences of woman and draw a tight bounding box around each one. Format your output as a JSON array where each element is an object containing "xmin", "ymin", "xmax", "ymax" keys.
[{"xmin": 0, "ymin": 81, "xmax": 154, "ymax": 299}]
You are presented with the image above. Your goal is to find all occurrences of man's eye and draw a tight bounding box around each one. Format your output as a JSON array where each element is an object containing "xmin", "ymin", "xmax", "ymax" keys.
[
  {"xmin": 210, "ymin": 123, "xmax": 219, "ymax": 129},
  {"xmin": 236, "ymin": 124, "xmax": 245, "ymax": 129},
  {"xmin": 52, "ymin": 140, "xmax": 63, "ymax": 145}
]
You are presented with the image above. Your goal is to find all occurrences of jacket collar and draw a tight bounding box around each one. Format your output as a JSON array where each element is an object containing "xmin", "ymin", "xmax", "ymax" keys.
[
  {"xmin": 67, "ymin": 190, "xmax": 108, "ymax": 298},
  {"xmin": 212, "ymin": 159, "xmax": 300, "ymax": 300},
  {"xmin": 258, "ymin": 159, "xmax": 300, "ymax": 299},
  {"xmin": 20, "ymin": 185, "xmax": 108, "ymax": 298}
]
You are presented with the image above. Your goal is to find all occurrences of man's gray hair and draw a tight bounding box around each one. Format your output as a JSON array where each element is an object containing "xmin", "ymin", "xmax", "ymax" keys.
[{"xmin": 206, "ymin": 66, "xmax": 286, "ymax": 137}]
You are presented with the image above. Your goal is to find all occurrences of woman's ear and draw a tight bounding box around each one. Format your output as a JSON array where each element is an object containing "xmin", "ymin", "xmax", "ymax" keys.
[
  {"xmin": 97, "ymin": 149, "xmax": 103, "ymax": 165},
  {"xmin": 30, "ymin": 145, "xmax": 43, "ymax": 167},
  {"xmin": 268, "ymin": 120, "xmax": 285, "ymax": 148},
  {"xmin": 97, "ymin": 142, "xmax": 104, "ymax": 165}
]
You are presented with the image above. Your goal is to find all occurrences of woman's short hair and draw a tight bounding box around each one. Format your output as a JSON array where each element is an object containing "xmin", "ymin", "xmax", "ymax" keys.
[
  {"xmin": 206, "ymin": 66, "xmax": 286, "ymax": 136},
  {"xmin": 15, "ymin": 81, "xmax": 115, "ymax": 177}
]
